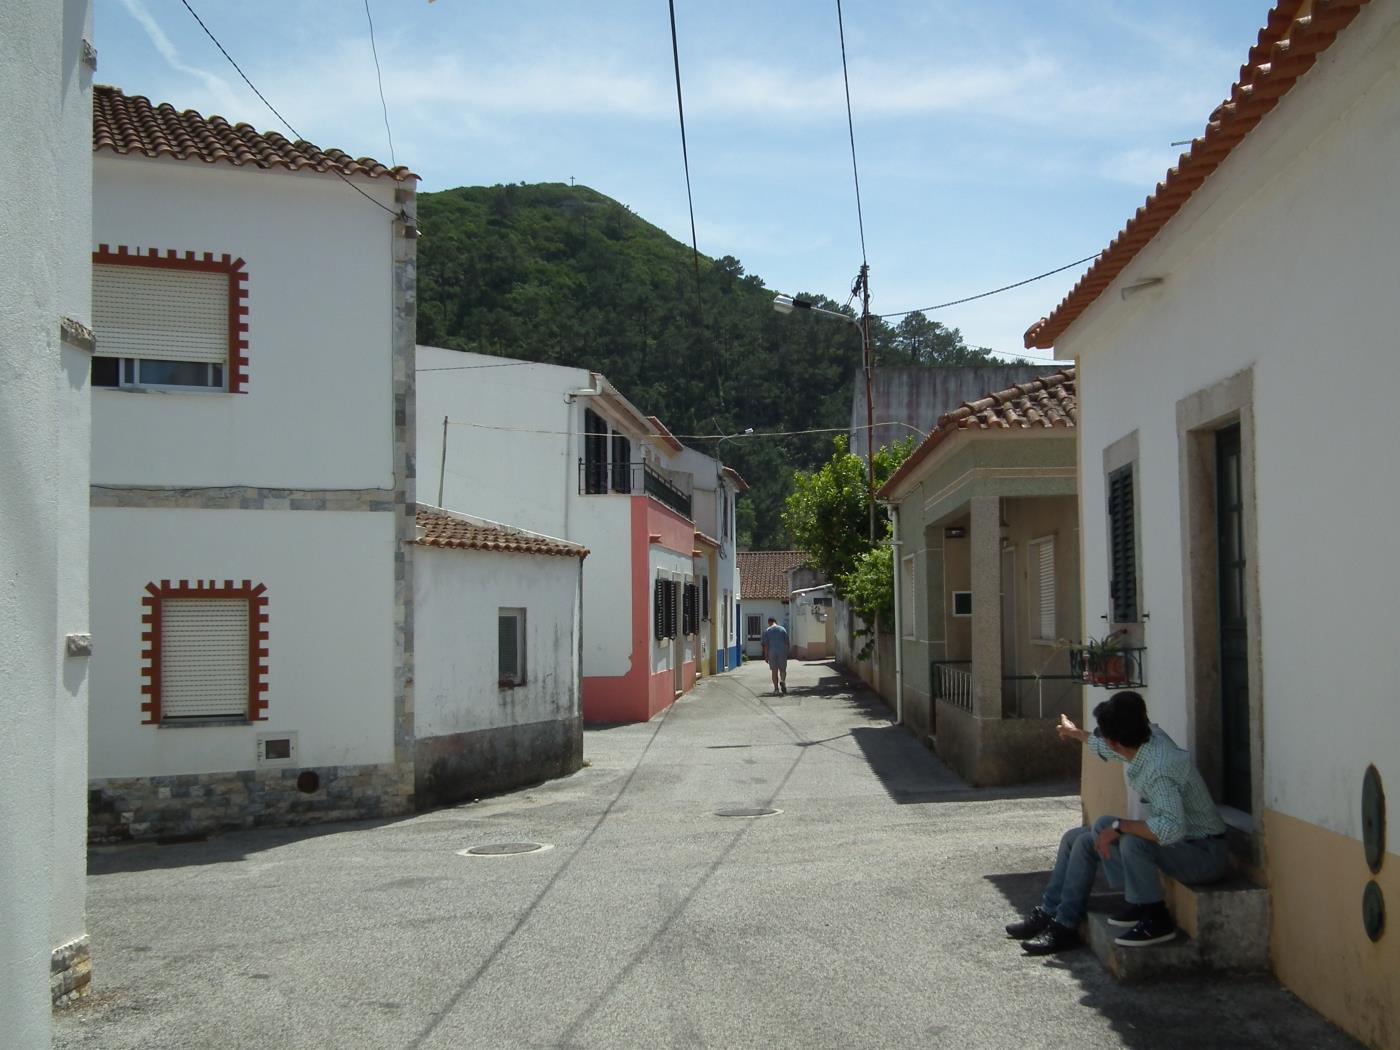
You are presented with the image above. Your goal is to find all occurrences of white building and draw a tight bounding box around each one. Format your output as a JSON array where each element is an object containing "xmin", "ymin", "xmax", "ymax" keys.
[
  {"xmin": 413, "ymin": 508, "xmax": 586, "ymax": 805},
  {"xmin": 735, "ymin": 551, "xmax": 808, "ymax": 658},
  {"xmin": 672, "ymin": 444, "xmax": 745, "ymax": 673},
  {"xmin": 417, "ymin": 348, "xmax": 745, "ymax": 721},
  {"xmin": 1, "ymin": 0, "xmax": 95, "ymax": 1030},
  {"xmin": 1024, "ymin": 1, "xmax": 1397, "ymax": 1043},
  {"xmin": 86, "ymin": 88, "xmax": 422, "ymax": 836}
]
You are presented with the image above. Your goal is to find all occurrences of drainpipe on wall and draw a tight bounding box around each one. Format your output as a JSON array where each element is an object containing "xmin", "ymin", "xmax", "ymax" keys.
[{"xmin": 887, "ymin": 502, "xmax": 904, "ymax": 726}]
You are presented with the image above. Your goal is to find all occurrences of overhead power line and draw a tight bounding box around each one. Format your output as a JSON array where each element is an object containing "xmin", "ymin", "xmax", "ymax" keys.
[
  {"xmin": 667, "ymin": 0, "xmax": 705, "ymax": 314},
  {"xmin": 178, "ymin": 0, "xmax": 400, "ymax": 219},
  {"xmin": 835, "ymin": 0, "xmax": 868, "ymax": 266},
  {"xmin": 363, "ymin": 0, "xmax": 396, "ymax": 168},
  {"xmin": 877, "ymin": 253, "xmax": 1104, "ymax": 319}
]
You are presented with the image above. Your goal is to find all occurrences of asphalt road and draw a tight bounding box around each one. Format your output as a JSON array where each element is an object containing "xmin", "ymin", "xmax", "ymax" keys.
[{"xmin": 55, "ymin": 659, "xmax": 1356, "ymax": 1050}]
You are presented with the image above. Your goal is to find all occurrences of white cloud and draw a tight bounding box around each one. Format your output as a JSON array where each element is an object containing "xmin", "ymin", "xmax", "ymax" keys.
[{"xmin": 115, "ymin": 0, "xmax": 243, "ymax": 115}]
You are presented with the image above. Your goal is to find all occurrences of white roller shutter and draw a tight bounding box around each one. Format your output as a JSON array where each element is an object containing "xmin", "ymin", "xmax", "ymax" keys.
[
  {"xmin": 161, "ymin": 598, "xmax": 249, "ymax": 718},
  {"xmin": 93, "ymin": 264, "xmax": 228, "ymax": 363},
  {"xmin": 1033, "ymin": 538, "xmax": 1056, "ymax": 640}
]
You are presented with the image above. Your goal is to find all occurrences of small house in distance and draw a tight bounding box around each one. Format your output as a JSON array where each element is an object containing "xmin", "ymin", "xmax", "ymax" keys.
[{"xmin": 735, "ymin": 551, "xmax": 810, "ymax": 658}]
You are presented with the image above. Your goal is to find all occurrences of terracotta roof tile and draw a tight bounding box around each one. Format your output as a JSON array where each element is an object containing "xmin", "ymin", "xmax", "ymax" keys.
[
  {"xmin": 93, "ymin": 85, "xmax": 417, "ymax": 182},
  {"xmin": 737, "ymin": 551, "xmax": 809, "ymax": 600},
  {"xmin": 879, "ymin": 369, "xmax": 1076, "ymax": 497},
  {"xmin": 1024, "ymin": 0, "xmax": 1369, "ymax": 349},
  {"xmin": 415, "ymin": 508, "xmax": 587, "ymax": 559}
]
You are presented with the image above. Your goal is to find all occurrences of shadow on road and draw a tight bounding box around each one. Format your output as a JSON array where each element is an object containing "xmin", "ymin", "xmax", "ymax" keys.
[{"xmin": 88, "ymin": 817, "xmax": 394, "ymax": 874}]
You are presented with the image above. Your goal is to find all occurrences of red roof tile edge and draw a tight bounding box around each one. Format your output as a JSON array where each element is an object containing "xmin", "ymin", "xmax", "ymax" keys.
[
  {"xmin": 1023, "ymin": 0, "xmax": 1368, "ymax": 350},
  {"xmin": 415, "ymin": 508, "xmax": 587, "ymax": 559},
  {"xmin": 93, "ymin": 85, "xmax": 417, "ymax": 182},
  {"xmin": 878, "ymin": 368, "xmax": 1076, "ymax": 499}
]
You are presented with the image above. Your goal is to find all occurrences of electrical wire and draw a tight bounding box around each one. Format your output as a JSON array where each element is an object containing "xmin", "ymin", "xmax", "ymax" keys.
[
  {"xmin": 667, "ymin": 0, "xmax": 705, "ymax": 314},
  {"xmin": 415, "ymin": 360, "xmax": 545, "ymax": 373},
  {"xmin": 444, "ymin": 420, "xmax": 918, "ymax": 441},
  {"xmin": 363, "ymin": 0, "xmax": 396, "ymax": 168},
  {"xmin": 877, "ymin": 253, "xmax": 1103, "ymax": 319},
  {"xmin": 835, "ymin": 0, "xmax": 868, "ymax": 267},
  {"xmin": 178, "ymin": 0, "xmax": 401, "ymax": 219}
]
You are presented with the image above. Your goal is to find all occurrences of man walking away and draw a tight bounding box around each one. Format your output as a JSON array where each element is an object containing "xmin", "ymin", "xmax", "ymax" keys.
[
  {"xmin": 761, "ymin": 617, "xmax": 789, "ymax": 695},
  {"xmin": 1005, "ymin": 691, "xmax": 1229, "ymax": 955}
]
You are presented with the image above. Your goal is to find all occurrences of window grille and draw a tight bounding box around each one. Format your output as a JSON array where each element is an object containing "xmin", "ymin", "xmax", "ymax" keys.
[
  {"xmin": 746, "ymin": 614, "xmax": 762, "ymax": 640},
  {"xmin": 94, "ymin": 264, "xmax": 228, "ymax": 364},
  {"xmin": 654, "ymin": 578, "xmax": 667, "ymax": 640},
  {"xmin": 1108, "ymin": 466, "xmax": 1138, "ymax": 622},
  {"xmin": 701, "ymin": 575, "xmax": 710, "ymax": 621},
  {"xmin": 1031, "ymin": 537, "xmax": 1056, "ymax": 640},
  {"xmin": 160, "ymin": 598, "xmax": 250, "ymax": 719}
]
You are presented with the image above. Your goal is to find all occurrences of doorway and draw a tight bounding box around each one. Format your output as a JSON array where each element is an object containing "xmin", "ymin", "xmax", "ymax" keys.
[{"xmin": 1216, "ymin": 424, "xmax": 1251, "ymax": 812}]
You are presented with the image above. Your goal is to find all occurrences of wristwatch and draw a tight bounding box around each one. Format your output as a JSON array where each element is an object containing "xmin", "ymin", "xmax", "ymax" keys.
[{"xmin": 1111, "ymin": 819, "xmax": 1123, "ymax": 833}]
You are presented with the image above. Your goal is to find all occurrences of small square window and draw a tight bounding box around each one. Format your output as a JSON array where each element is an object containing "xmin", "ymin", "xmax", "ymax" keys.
[{"xmin": 951, "ymin": 591, "xmax": 972, "ymax": 618}]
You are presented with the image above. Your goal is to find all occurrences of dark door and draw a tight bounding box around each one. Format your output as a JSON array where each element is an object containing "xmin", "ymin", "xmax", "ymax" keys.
[
  {"xmin": 1216, "ymin": 424, "xmax": 1251, "ymax": 811},
  {"xmin": 583, "ymin": 409, "xmax": 608, "ymax": 493}
]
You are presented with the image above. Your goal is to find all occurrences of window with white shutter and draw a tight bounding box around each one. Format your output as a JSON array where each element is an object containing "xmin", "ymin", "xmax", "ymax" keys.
[
  {"xmin": 91, "ymin": 248, "xmax": 249, "ymax": 392},
  {"xmin": 141, "ymin": 580, "xmax": 268, "ymax": 724},
  {"xmin": 499, "ymin": 608, "xmax": 526, "ymax": 686},
  {"xmin": 901, "ymin": 554, "xmax": 916, "ymax": 638},
  {"xmin": 1030, "ymin": 537, "xmax": 1056, "ymax": 642}
]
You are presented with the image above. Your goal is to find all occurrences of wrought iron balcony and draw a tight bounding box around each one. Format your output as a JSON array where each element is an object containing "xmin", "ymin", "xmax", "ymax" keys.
[
  {"xmin": 578, "ymin": 459, "xmax": 692, "ymax": 520},
  {"xmin": 1068, "ymin": 646, "xmax": 1146, "ymax": 689}
]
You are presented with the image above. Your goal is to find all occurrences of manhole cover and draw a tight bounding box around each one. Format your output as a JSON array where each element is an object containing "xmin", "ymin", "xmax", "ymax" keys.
[
  {"xmin": 456, "ymin": 842, "xmax": 553, "ymax": 857},
  {"xmin": 714, "ymin": 807, "xmax": 782, "ymax": 818}
]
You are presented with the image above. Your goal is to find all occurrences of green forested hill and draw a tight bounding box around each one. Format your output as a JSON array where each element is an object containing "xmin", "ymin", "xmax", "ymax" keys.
[{"xmin": 417, "ymin": 182, "xmax": 1000, "ymax": 548}]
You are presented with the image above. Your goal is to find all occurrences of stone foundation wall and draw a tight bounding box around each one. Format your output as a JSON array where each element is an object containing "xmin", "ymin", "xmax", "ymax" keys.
[
  {"xmin": 52, "ymin": 935, "xmax": 92, "ymax": 1007},
  {"xmin": 415, "ymin": 717, "xmax": 583, "ymax": 810},
  {"xmin": 88, "ymin": 763, "xmax": 414, "ymax": 843}
]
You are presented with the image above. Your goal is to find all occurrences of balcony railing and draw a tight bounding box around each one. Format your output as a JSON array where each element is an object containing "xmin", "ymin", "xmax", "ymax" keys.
[
  {"xmin": 578, "ymin": 459, "xmax": 692, "ymax": 520},
  {"xmin": 1068, "ymin": 646, "xmax": 1146, "ymax": 689},
  {"xmin": 931, "ymin": 660, "xmax": 973, "ymax": 711}
]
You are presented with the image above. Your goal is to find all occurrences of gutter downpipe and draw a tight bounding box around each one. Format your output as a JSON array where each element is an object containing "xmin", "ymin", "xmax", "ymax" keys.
[{"xmin": 886, "ymin": 501, "xmax": 904, "ymax": 726}]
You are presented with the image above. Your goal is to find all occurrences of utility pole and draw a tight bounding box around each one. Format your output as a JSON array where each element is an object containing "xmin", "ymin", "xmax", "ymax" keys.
[{"xmin": 858, "ymin": 263, "xmax": 876, "ymax": 542}]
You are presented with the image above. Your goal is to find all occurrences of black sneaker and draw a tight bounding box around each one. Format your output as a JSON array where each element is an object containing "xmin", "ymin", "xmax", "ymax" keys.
[
  {"xmin": 1005, "ymin": 906, "xmax": 1053, "ymax": 940},
  {"xmin": 1107, "ymin": 903, "xmax": 1148, "ymax": 928},
  {"xmin": 1021, "ymin": 921, "xmax": 1081, "ymax": 956},
  {"xmin": 780, "ymin": 683, "xmax": 787, "ymax": 694},
  {"xmin": 1114, "ymin": 911, "xmax": 1177, "ymax": 947}
]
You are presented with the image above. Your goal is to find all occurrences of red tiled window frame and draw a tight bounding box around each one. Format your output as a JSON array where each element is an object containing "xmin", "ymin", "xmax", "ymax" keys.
[
  {"xmin": 140, "ymin": 579, "xmax": 269, "ymax": 725},
  {"xmin": 93, "ymin": 245, "xmax": 251, "ymax": 393}
]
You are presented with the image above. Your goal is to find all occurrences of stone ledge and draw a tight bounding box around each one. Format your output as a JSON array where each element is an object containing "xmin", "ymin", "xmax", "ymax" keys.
[{"xmin": 51, "ymin": 935, "xmax": 92, "ymax": 1007}]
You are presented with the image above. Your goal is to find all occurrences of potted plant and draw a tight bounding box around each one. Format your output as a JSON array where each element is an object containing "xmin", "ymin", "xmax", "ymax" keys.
[{"xmin": 1081, "ymin": 629, "xmax": 1128, "ymax": 686}]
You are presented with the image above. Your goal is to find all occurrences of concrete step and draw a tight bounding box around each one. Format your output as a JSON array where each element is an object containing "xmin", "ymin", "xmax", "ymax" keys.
[
  {"xmin": 1085, "ymin": 912, "xmax": 1203, "ymax": 982},
  {"xmin": 1083, "ymin": 876, "xmax": 1270, "ymax": 981}
]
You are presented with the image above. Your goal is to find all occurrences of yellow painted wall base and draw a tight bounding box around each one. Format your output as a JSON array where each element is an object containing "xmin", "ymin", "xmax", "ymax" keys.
[{"xmin": 1266, "ymin": 809, "xmax": 1398, "ymax": 1050}]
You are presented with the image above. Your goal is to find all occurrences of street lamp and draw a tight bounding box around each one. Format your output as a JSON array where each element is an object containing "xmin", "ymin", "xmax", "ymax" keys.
[{"xmin": 773, "ymin": 271, "xmax": 877, "ymax": 542}]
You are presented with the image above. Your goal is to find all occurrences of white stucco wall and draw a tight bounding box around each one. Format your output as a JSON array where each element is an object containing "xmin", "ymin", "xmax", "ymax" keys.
[
  {"xmin": 1, "ymin": 0, "xmax": 92, "ymax": 1038},
  {"xmin": 89, "ymin": 509, "xmax": 396, "ymax": 778},
  {"xmin": 416, "ymin": 347, "xmax": 588, "ymax": 537},
  {"xmin": 571, "ymin": 498, "xmax": 635, "ymax": 678},
  {"xmin": 92, "ymin": 156, "xmax": 399, "ymax": 490},
  {"xmin": 414, "ymin": 546, "xmax": 580, "ymax": 738},
  {"xmin": 1059, "ymin": 1, "xmax": 1400, "ymax": 845}
]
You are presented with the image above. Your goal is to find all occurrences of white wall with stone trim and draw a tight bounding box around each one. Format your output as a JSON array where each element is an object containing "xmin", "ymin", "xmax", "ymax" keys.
[
  {"xmin": 1056, "ymin": 0, "xmax": 1399, "ymax": 845},
  {"xmin": 92, "ymin": 155, "xmax": 400, "ymax": 490},
  {"xmin": 89, "ymin": 508, "xmax": 396, "ymax": 778},
  {"xmin": 0, "ymin": 0, "xmax": 93, "ymax": 1034},
  {"xmin": 414, "ymin": 546, "xmax": 581, "ymax": 739}
]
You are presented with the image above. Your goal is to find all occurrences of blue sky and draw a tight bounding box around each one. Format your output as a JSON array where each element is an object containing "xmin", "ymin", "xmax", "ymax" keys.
[{"xmin": 98, "ymin": 1, "xmax": 1267, "ymax": 358}]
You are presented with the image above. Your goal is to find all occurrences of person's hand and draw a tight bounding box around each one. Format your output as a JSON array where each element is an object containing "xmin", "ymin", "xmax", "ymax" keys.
[
  {"xmin": 1095, "ymin": 825, "xmax": 1121, "ymax": 859},
  {"xmin": 1057, "ymin": 713, "xmax": 1088, "ymax": 744}
]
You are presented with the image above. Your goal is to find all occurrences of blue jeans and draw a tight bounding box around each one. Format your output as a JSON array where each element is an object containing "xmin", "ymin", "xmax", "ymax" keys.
[{"xmin": 1040, "ymin": 816, "xmax": 1230, "ymax": 927}]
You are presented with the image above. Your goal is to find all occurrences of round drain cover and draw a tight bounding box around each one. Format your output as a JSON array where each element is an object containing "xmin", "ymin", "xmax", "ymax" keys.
[
  {"xmin": 714, "ymin": 807, "xmax": 781, "ymax": 818},
  {"xmin": 457, "ymin": 842, "xmax": 553, "ymax": 857}
]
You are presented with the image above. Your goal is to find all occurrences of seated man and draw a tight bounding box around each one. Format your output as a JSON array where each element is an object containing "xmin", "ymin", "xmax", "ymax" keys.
[{"xmin": 1006, "ymin": 691, "xmax": 1229, "ymax": 955}]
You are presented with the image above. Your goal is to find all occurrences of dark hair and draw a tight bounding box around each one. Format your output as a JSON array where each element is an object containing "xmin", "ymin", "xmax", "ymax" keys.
[
  {"xmin": 767, "ymin": 617, "xmax": 777, "ymax": 624},
  {"xmin": 1092, "ymin": 691, "xmax": 1151, "ymax": 748}
]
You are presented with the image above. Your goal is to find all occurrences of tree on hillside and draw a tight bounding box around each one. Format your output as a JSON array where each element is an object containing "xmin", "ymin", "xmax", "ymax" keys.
[{"xmin": 782, "ymin": 434, "xmax": 914, "ymax": 654}]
